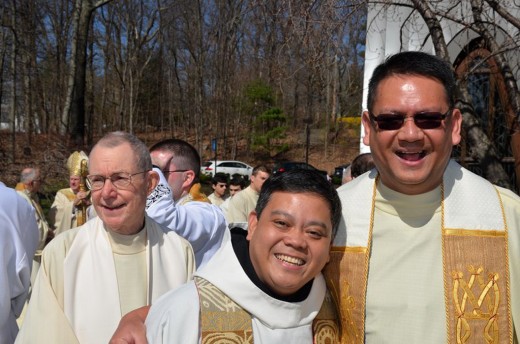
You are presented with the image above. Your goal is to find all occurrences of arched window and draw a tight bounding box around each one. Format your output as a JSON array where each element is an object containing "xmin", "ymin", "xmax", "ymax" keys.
[{"xmin": 453, "ymin": 38, "xmax": 516, "ymax": 190}]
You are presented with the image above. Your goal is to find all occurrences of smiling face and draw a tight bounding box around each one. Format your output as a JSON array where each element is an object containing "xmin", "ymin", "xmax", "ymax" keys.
[
  {"xmin": 363, "ymin": 75, "xmax": 462, "ymax": 195},
  {"xmin": 89, "ymin": 142, "xmax": 156, "ymax": 234},
  {"xmin": 246, "ymin": 191, "xmax": 332, "ymax": 296}
]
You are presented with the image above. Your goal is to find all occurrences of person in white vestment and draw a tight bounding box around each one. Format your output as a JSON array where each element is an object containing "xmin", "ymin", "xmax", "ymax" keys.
[
  {"xmin": 224, "ymin": 164, "xmax": 270, "ymax": 226},
  {"xmin": 109, "ymin": 138, "xmax": 227, "ymax": 343},
  {"xmin": 145, "ymin": 138, "xmax": 227, "ymax": 268},
  {"xmin": 16, "ymin": 132, "xmax": 195, "ymax": 344},
  {"xmin": 219, "ymin": 176, "xmax": 245, "ymax": 215},
  {"xmin": 48, "ymin": 151, "xmax": 91, "ymax": 235},
  {"xmin": 15, "ymin": 167, "xmax": 52, "ymax": 286},
  {"xmin": 0, "ymin": 182, "xmax": 39, "ymax": 344},
  {"xmin": 146, "ymin": 169, "xmax": 342, "ymax": 343},
  {"xmin": 207, "ymin": 173, "xmax": 228, "ymax": 206},
  {"xmin": 325, "ymin": 51, "xmax": 520, "ymax": 343}
]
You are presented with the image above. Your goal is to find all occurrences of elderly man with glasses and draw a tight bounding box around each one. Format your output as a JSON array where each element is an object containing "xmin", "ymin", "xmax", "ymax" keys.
[{"xmin": 16, "ymin": 132, "xmax": 195, "ymax": 344}]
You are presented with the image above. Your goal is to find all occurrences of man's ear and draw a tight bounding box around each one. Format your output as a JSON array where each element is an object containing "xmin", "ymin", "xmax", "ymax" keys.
[
  {"xmin": 246, "ymin": 211, "xmax": 258, "ymax": 241},
  {"xmin": 146, "ymin": 170, "xmax": 160, "ymax": 195},
  {"xmin": 362, "ymin": 111, "xmax": 372, "ymax": 146},
  {"xmin": 186, "ymin": 170, "xmax": 196, "ymax": 183}
]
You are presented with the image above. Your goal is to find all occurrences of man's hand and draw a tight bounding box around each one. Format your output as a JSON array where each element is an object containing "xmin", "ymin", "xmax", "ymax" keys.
[
  {"xmin": 109, "ymin": 306, "xmax": 150, "ymax": 344},
  {"xmin": 74, "ymin": 191, "xmax": 90, "ymax": 206}
]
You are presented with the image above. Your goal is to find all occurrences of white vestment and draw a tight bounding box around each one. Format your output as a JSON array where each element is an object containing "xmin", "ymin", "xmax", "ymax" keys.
[
  {"xmin": 146, "ymin": 167, "xmax": 227, "ymax": 268},
  {"xmin": 224, "ymin": 185, "xmax": 258, "ymax": 224},
  {"xmin": 208, "ymin": 192, "xmax": 225, "ymax": 206},
  {"xmin": 0, "ymin": 183, "xmax": 39, "ymax": 344},
  {"xmin": 16, "ymin": 216, "xmax": 195, "ymax": 344},
  {"xmin": 48, "ymin": 188, "xmax": 87, "ymax": 235},
  {"xmin": 146, "ymin": 230, "xmax": 327, "ymax": 343},
  {"xmin": 334, "ymin": 161, "xmax": 520, "ymax": 343}
]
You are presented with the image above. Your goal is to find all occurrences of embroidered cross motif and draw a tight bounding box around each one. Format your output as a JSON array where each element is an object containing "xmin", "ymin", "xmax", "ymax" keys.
[{"xmin": 451, "ymin": 266, "xmax": 500, "ymax": 343}]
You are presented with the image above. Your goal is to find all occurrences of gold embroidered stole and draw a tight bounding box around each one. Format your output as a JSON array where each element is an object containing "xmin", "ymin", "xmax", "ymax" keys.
[
  {"xmin": 441, "ymin": 186, "xmax": 512, "ymax": 344},
  {"xmin": 324, "ymin": 164, "xmax": 512, "ymax": 344},
  {"xmin": 196, "ymin": 277, "xmax": 340, "ymax": 343}
]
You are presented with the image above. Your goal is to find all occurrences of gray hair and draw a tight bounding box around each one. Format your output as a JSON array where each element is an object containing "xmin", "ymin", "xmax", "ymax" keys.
[{"xmin": 91, "ymin": 131, "xmax": 152, "ymax": 171}]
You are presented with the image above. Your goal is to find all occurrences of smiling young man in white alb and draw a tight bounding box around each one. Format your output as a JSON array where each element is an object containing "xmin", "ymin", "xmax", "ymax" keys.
[{"xmin": 146, "ymin": 169, "xmax": 342, "ymax": 343}]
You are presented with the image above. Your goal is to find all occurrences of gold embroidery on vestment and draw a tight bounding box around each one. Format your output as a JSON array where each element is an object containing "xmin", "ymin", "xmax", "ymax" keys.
[
  {"xmin": 451, "ymin": 267, "xmax": 500, "ymax": 343},
  {"xmin": 442, "ymin": 184, "xmax": 512, "ymax": 344}
]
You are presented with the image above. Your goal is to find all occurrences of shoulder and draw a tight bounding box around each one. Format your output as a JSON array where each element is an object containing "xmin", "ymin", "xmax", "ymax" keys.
[
  {"xmin": 43, "ymin": 223, "xmax": 85, "ymax": 258},
  {"xmin": 495, "ymin": 186, "xmax": 520, "ymax": 223},
  {"xmin": 151, "ymin": 280, "xmax": 198, "ymax": 313},
  {"xmin": 336, "ymin": 172, "xmax": 374, "ymax": 198},
  {"xmin": 146, "ymin": 281, "xmax": 200, "ymax": 338},
  {"xmin": 495, "ymin": 185, "xmax": 520, "ymax": 204}
]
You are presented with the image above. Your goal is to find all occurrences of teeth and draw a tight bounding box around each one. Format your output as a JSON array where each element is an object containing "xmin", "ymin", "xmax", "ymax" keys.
[
  {"xmin": 275, "ymin": 254, "xmax": 304, "ymax": 266},
  {"xmin": 397, "ymin": 151, "xmax": 425, "ymax": 161}
]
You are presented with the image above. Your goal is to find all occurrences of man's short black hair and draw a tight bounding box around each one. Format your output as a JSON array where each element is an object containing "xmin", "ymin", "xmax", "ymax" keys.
[
  {"xmin": 229, "ymin": 176, "xmax": 245, "ymax": 188},
  {"xmin": 367, "ymin": 51, "xmax": 456, "ymax": 113},
  {"xmin": 255, "ymin": 169, "xmax": 342, "ymax": 238},
  {"xmin": 211, "ymin": 173, "xmax": 228, "ymax": 185}
]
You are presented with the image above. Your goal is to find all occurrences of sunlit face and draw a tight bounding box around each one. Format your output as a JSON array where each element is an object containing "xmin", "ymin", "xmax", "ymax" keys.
[
  {"xmin": 229, "ymin": 184, "xmax": 242, "ymax": 196},
  {"xmin": 247, "ymin": 192, "xmax": 332, "ymax": 296},
  {"xmin": 89, "ymin": 143, "xmax": 157, "ymax": 234},
  {"xmin": 69, "ymin": 175, "xmax": 81, "ymax": 193},
  {"xmin": 363, "ymin": 75, "xmax": 462, "ymax": 195},
  {"xmin": 250, "ymin": 171, "xmax": 270, "ymax": 193},
  {"xmin": 212, "ymin": 182, "xmax": 227, "ymax": 197},
  {"xmin": 150, "ymin": 150, "xmax": 193, "ymax": 202}
]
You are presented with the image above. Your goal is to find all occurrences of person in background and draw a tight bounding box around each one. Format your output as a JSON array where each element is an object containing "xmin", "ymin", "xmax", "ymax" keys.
[
  {"xmin": 15, "ymin": 167, "xmax": 52, "ymax": 286},
  {"xmin": 207, "ymin": 173, "xmax": 228, "ymax": 206},
  {"xmin": 350, "ymin": 152, "xmax": 375, "ymax": 179},
  {"xmin": 149, "ymin": 139, "xmax": 209, "ymax": 204},
  {"xmin": 16, "ymin": 132, "xmax": 195, "ymax": 344},
  {"xmin": 325, "ymin": 51, "xmax": 520, "ymax": 343},
  {"xmin": 224, "ymin": 164, "xmax": 270, "ymax": 227},
  {"xmin": 0, "ymin": 182, "xmax": 39, "ymax": 344},
  {"xmin": 145, "ymin": 138, "xmax": 227, "ymax": 268},
  {"xmin": 48, "ymin": 151, "xmax": 91, "ymax": 235},
  {"xmin": 341, "ymin": 165, "xmax": 352, "ymax": 185},
  {"xmin": 219, "ymin": 176, "xmax": 245, "ymax": 215}
]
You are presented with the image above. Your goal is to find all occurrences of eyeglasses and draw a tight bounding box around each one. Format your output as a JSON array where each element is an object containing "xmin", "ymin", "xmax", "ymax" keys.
[
  {"xmin": 163, "ymin": 169, "xmax": 189, "ymax": 176},
  {"xmin": 369, "ymin": 110, "xmax": 451, "ymax": 131},
  {"xmin": 86, "ymin": 171, "xmax": 148, "ymax": 191}
]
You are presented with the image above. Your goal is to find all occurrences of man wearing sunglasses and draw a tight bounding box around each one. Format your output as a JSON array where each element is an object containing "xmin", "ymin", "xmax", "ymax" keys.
[
  {"xmin": 325, "ymin": 51, "xmax": 520, "ymax": 343},
  {"xmin": 17, "ymin": 132, "xmax": 195, "ymax": 344}
]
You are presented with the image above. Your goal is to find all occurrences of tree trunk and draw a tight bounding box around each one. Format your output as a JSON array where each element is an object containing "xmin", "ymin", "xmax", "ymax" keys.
[{"xmin": 62, "ymin": 0, "xmax": 113, "ymax": 146}]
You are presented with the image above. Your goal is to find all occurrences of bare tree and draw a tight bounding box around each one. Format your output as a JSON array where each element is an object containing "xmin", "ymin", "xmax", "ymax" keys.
[{"xmin": 61, "ymin": 0, "xmax": 113, "ymax": 146}]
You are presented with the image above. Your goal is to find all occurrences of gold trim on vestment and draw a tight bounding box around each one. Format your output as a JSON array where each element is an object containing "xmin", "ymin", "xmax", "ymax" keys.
[
  {"xmin": 330, "ymin": 246, "xmax": 368, "ymax": 253},
  {"xmin": 323, "ymin": 175, "xmax": 378, "ymax": 344},
  {"xmin": 196, "ymin": 277, "xmax": 340, "ymax": 343},
  {"xmin": 442, "ymin": 184, "xmax": 512, "ymax": 344},
  {"xmin": 444, "ymin": 229, "xmax": 506, "ymax": 237}
]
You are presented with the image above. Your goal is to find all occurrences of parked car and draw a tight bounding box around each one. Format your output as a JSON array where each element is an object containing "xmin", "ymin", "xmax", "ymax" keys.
[
  {"xmin": 201, "ymin": 160, "xmax": 253, "ymax": 178},
  {"xmin": 272, "ymin": 161, "xmax": 329, "ymax": 180}
]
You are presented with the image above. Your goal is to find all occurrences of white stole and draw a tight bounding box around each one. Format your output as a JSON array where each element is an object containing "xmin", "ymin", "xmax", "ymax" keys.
[
  {"xmin": 63, "ymin": 216, "xmax": 191, "ymax": 343},
  {"xmin": 334, "ymin": 160, "xmax": 505, "ymax": 249}
]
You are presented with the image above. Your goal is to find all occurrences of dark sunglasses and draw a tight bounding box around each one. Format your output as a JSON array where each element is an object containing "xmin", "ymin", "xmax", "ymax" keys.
[{"xmin": 369, "ymin": 110, "xmax": 451, "ymax": 131}]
